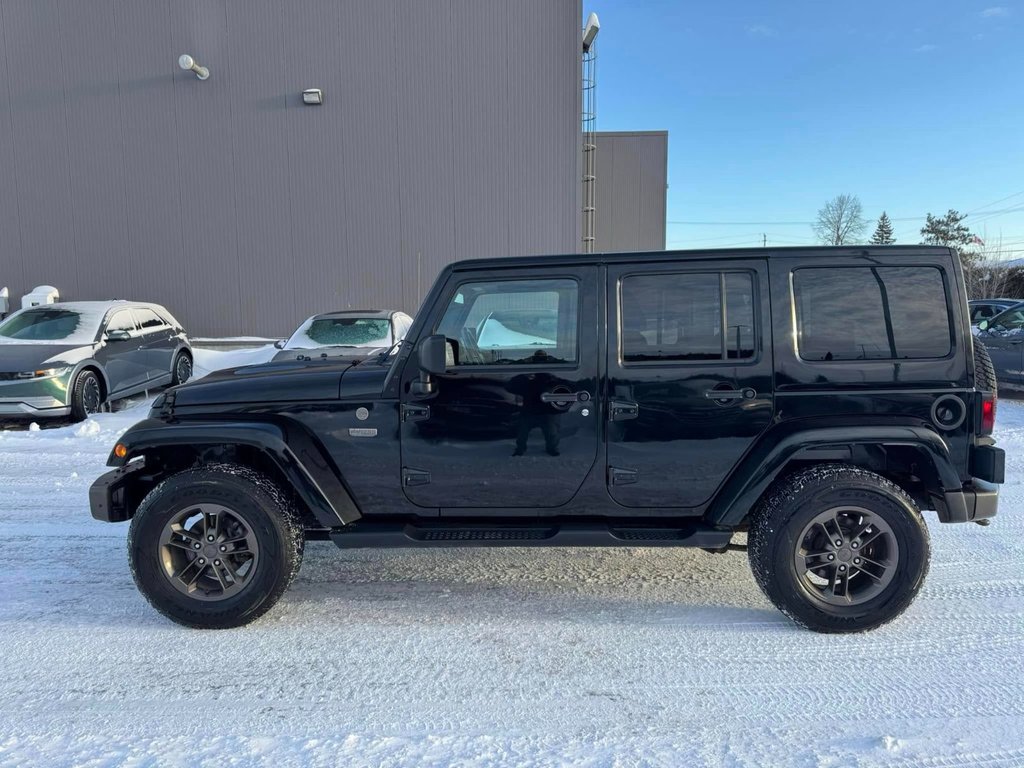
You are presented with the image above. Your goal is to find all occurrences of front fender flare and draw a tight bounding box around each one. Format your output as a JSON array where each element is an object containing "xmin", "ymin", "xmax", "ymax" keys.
[
  {"xmin": 707, "ymin": 425, "xmax": 960, "ymax": 527},
  {"xmin": 107, "ymin": 418, "xmax": 359, "ymax": 527}
]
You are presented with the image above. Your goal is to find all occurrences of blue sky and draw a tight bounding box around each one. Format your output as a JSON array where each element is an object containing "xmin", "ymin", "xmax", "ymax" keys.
[{"xmin": 584, "ymin": 1, "xmax": 1024, "ymax": 255}]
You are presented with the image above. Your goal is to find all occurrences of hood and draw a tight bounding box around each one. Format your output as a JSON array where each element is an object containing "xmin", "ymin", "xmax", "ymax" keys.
[
  {"xmin": 271, "ymin": 345, "xmax": 387, "ymax": 363},
  {"xmin": 169, "ymin": 356, "xmax": 393, "ymax": 408},
  {"xmin": 0, "ymin": 343, "xmax": 92, "ymax": 373}
]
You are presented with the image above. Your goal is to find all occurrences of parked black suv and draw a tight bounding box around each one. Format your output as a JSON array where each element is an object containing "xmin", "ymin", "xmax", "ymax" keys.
[{"xmin": 90, "ymin": 246, "xmax": 1004, "ymax": 632}]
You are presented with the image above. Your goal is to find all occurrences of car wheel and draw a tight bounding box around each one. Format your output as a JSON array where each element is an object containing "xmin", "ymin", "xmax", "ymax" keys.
[
  {"xmin": 128, "ymin": 464, "xmax": 305, "ymax": 629},
  {"xmin": 748, "ymin": 464, "xmax": 930, "ymax": 633},
  {"xmin": 171, "ymin": 351, "xmax": 193, "ymax": 385},
  {"xmin": 69, "ymin": 369, "xmax": 104, "ymax": 422}
]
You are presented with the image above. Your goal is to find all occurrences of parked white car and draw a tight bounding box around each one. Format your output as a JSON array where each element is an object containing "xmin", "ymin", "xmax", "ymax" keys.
[{"xmin": 272, "ymin": 309, "xmax": 413, "ymax": 362}]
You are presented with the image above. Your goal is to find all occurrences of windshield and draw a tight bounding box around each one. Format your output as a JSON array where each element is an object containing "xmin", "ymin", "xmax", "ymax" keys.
[
  {"xmin": 0, "ymin": 308, "xmax": 101, "ymax": 343},
  {"xmin": 286, "ymin": 317, "xmax": 392, "ymax": 349}
]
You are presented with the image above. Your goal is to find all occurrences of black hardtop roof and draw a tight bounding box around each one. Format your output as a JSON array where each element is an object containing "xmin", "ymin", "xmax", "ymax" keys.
[{"xmin": 449, "ymin": 244, "xmax": 954, "ymax": 272}]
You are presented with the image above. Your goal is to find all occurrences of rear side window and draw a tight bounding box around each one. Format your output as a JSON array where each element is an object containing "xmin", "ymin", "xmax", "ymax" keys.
[
  {"xmin": 133, "ymin": 308, "xmax": 166, "ymax": 330},
  {"xmin": 794, "ymin": 266, "xmax": 952, "ymax": 361},
  {"xmin": 619, "ymin": 271, "xmax": 756, "ymax": 363}
]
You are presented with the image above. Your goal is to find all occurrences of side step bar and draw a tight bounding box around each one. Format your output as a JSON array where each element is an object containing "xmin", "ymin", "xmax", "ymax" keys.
[{"xmin": 330, "ymin": 520, "xmax": 733, "ymax": 549}]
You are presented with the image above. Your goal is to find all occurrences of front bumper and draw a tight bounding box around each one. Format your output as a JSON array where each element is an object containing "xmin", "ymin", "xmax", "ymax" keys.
[
  {"xmin": 0, "ymin": 373, "xmax": 72, "ymax": 417},
  {"xmin": 0, "ymin": 396, "xmax": 71, "ymax": 417},
  {"xmin": 89, "ymin": 460, "xmax": 149, "ymax": 522}
]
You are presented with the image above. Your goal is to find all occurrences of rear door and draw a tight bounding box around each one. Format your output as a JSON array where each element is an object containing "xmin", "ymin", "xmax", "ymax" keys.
[
  {"xmin": 606, "ymin": 260, "xmax": 774, "ymax": 508},
  {"xmin": 400, "ymin": 267, "xmax": 599, "ymax": 510}
]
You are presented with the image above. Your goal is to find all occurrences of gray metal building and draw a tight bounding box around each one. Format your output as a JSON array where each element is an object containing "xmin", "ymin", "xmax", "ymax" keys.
[
  {"xmin": 0, "ymin": 1, "xmax": 665, "ymax": 337},
  {"xmin": 592, "ymin": 131, "xmax": 667, "ymax": 253}
]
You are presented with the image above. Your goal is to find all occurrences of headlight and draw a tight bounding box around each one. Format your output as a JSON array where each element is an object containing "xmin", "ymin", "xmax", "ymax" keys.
[{"xmin": 16, "ymin": 366, "xmax": 71, "ymax": 379}]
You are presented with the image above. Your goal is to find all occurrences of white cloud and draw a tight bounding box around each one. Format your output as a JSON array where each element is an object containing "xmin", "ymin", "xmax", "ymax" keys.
[
  {"xmin": 913, "ymin": 43, "xmax": 937, "ymax": 52},
  {"xmin": 981, "ymin": 6, "xmax": 1010, "ymax": 17},
  {"xmin": 745, "ymin": 24, "xmax": 777, "ymax": 38}
]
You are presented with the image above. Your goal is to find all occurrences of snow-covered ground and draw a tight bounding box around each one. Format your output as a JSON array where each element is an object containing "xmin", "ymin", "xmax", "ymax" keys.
[{"xmin": 1, "ymin": 354, "xmax": 1022, "ymax": 766}]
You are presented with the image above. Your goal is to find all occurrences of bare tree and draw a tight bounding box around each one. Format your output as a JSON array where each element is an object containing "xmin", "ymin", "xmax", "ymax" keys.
[
  {"xmin": 964, "ymin": 237, "xmax": 1020, "ymax": 298},
  {"xmin": 813, "ymin": 194, "xmax": 869, "ymax": 245}
]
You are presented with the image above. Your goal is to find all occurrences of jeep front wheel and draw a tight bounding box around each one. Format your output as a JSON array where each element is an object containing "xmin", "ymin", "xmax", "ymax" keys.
[
  {"xmin": 748, "ymin": 465, "xmax": 930, "ymax": 633},
  {"xmin": 128, "ymin": 464, "xmax": 304, "ymax": 628}
]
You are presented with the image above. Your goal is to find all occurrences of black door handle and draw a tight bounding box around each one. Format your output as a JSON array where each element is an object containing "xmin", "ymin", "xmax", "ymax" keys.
[
  {"xmin": 704, "ymin": 388, "xmax": 756, "ymax": 401},
  {"xmin": 540, "ymin": 390, "xmax": 591, "ymax": 404}
]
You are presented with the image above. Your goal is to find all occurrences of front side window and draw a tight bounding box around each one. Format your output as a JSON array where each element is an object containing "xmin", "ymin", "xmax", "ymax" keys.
[
  {"xmin": 989, "ymin": 307, "xmax": 1024, "ymax": 333},
  {"xmin": 106, "ymin": 310, "xmax": 137, "ymax": 335},
  {"xmin": 619, "ymin": 271, "xmax": 756, "ymax": 363},
  {"xmin": 794, "ymin": 266, "xmax": 952, "ymax": 361},
  {"xmin": 436, "ymin": 278, "xmax": 578, "ymax": 365}
]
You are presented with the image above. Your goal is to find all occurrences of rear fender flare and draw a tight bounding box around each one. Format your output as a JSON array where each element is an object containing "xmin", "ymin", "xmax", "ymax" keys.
[
  {"xmin": 708, "ymin": 425, "xmax": 960, "ymax": 527},
  {"xmin": 110, "ymin": 418, "xmax": 359, "ymax": 527}
]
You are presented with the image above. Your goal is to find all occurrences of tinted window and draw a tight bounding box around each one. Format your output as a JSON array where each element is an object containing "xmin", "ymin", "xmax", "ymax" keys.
[
  {"xmin": 990, "ymin": 307, "xmax": 1024, "ymax": 332},
  {"xmin": 620, "ymin": 272, "xmax": 756, "ymax": 362},
  {"xmin": 794, "ymin": 266, "xmax": 951, "ymax": 361},
  {"xmin": 133, "ymin": 308, "xmax": 166, "ymax": 330},
  {"xmin": 106, "ymin": 310, "xmax": 136, "ymax": 334},
  {"xmin": 0, "ymin": 309, "xmax": 86, "ymax": 341},
  {"xmin": 436, "ymin": 278, "xmax": 578, "ymax": 365}
]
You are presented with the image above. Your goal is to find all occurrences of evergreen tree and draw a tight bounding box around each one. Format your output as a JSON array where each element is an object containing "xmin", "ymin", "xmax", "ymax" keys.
[
  {"xmin": 920, "ymin": 209, "xmax": 979, "ymax": 265},
  {"xmin": 920, "ymin": 209, "xmax": 976, "ymax": 249},
  {"xmin": 870, "ymin": 212, "xmax": 895, "ymax": 244}
]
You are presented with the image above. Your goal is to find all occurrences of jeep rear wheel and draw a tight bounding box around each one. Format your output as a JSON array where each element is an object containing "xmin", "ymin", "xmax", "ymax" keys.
[
  {"xmin": 128, "ymin": 464, "xmax": 304, "ymax": 628},
  {"xmin": 748, "ymin": 465, "xmax": 929, "ymax": 633}
]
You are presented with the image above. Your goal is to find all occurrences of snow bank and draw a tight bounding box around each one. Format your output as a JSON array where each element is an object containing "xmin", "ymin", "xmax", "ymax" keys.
[{"xmin": 0, "ymin": 378, "xmax": 1022, "ymax": 766}]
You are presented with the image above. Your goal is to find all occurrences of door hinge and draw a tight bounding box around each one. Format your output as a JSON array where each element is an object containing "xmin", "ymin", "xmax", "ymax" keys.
[
  {"xmin": 609, "ymin": 467, "xmax": 638, "ymax": 486},
  {"xmin": 401, "ymin": 403, "xmax": 430, "ymax": 422},
  {"xmin": 403, "ymin": 468, "xmax": 431, "ymax": 487}
]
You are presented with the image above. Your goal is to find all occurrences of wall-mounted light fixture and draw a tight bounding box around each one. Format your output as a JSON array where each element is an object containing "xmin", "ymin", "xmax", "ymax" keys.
[
  {"xmin": 178, "ymin": 54, "xmax": 210, "ymax": 81},
  {"xmin": 582, "ymin": 12, "xmax": 600, "ymax": 52},
  {"xmin": 302, "ymin": 88, "xmax": 324, "ymax": 105}
]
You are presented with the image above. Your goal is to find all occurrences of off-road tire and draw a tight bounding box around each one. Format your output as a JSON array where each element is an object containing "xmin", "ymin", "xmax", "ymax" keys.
[
  {"xmin": 128, "ymin": 463, "xmax": 304, "ymax": 629},
  {"xmin": 974, "ymin": 340, "xmax": 998, "ymax": 394},
  {"xmin": 69, "ymin": 369, "xmax": 104, "ymax": 422},
  {"xmin": 748, "ymin": 464, "xmax": 930, "ymax": 633}
]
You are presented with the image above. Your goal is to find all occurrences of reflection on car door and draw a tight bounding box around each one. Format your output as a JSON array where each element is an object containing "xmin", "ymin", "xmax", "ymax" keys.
[
  {"xmin": 606, "ymin": 261, "xmax": 774, "ymax": 507},
  {"xmin": 98, "ymin": 309, "xmax": 146, "ymax": 394},
  {"xmin": 132, "ymin": 307, "xmax": 176, "ymax": 382},
  {"xmin": 400, "ymin": 268, "xmax": 599, "ymax": 510}
]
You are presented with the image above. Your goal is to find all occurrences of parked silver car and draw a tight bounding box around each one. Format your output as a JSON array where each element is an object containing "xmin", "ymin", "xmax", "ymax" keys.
[{"xmin": 272, "ymin": 309, "xmax": 412, "ymax": 362}]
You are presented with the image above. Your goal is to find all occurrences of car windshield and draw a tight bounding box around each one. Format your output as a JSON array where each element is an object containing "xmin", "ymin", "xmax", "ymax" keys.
[
  {"xmin": 0, "ymin": 308, "xmax": 101, "ymax": 343},
  {"xmin": 286, "ymin": 317, "xmax": 392, "ymax": 349}
]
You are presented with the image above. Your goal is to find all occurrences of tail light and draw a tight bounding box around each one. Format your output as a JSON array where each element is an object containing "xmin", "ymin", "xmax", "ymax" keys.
[{"xmin": 980, "ymin": 392, "xmax": 996, "ymax": 436}]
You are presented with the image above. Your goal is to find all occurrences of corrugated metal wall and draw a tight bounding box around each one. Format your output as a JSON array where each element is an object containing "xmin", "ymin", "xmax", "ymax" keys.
[
  {"xmin": 0, "ymin": 0, "xmax": 582, "ymax": 336},
  {"xmin": 591, "ymin": 131, "xmax": 667, "ymax": 253}
]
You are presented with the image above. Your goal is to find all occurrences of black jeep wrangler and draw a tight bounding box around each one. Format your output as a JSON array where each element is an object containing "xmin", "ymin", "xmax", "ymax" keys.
[{"xmin": 90, "ymin": 246, "xmax": 1004, "ymax": 632}]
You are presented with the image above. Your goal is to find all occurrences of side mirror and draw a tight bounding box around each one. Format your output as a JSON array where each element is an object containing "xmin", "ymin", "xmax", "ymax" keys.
[
  {"xmin": 417, "ymin": 334, "xmax": 448, "ymax": 375},
  {"xmin": 105, "ymin": 329, "xmax": 131, "ymax": 342},
  {"xmin": 977, "ymin": 320, "xmax": 990, "ymax": 332},
  {"xmin": 274, "ymin": 339, "xmax": 286, "ymax": 349}
]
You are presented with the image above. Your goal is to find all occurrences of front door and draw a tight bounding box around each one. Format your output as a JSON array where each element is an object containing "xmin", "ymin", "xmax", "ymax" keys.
[
  {"xmin": 606, "ymin": 260, "xmax": 774, "ymax": 508},
  {"xmin": 132, "ymin": 307, "xmax": 176, "ymax": 381},
  {"xmin": 400, "ymin": 268, "xmax": 599, "ymax": 510},
  {"xmin": 98, "ymin": 309, "xmax": 146, "ymax": 395}
]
